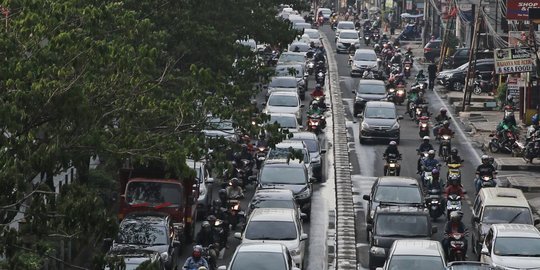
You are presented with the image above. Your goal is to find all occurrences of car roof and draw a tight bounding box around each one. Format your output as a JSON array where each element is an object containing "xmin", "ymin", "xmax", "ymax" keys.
[
  {"xmin": 359, "ymin": 79, "xmax": 385, "ymax": 85},
  {"xmin": 377, "ymin": 176, "xmax": 419, "ymax": 187},
  {"xmin": 275, "ymin": 140, "xmax": 306, "ymax": 148},
  {"xmin": 365, "ymin": 101, "xmax": 395, "ymax": 108},
  {"xmin": 269, "ymin": 113, "xmax": 297, "ymax": 118},
  {"xmin": 250, "ymin": 208, "xmax": 297, "ymax": 222},
  {"xmin": 280, "ymin": 51, "xmax": 306, "ymax": 56},
  {"xmin": 236, "ymin": 243, "xmax": 287, "ymax": 253},
  {"xmin": 290, "ymin": 132, "xmax": 318, "ymax": 140},
  {"xmin": 338, "ymin": 21, "xmax": 354, "ymax": 25},
  {"xmin": 304, "ymin": 29, "xmax": 318, "ymax": 33},
  {"xmin": 271, "ymin": 76, "xmax": 297, "ymax": 81},
  {"xmin": 262, "ymin": 161, "xmax": 305, "ymax": 169},
  {"xmin": 355, "ymin": 49, "xmax": 376, "ymax": 54},
  {"xmin": 392, "ymin": 240, "xmax": 444, "ymax": 256},
  {"xmin": 253, "ymin": 189, "xmax": 295, "ymax": 200},
  {"xmin": 268, "ymin": 91, "xmax": 299, "ymax": 97},
  {"xmin": 376, "ymin": 205, "xmax": 428, "ymax": 215},
  {"xmin": 479, "ymin": 187, "xmax": 529, "ymax": 207},
  {"xmin": 491, "ymin": 224, "xmax": 540, "ymax": 238},
  {"xmin": 122, "ymin": 213, "xmax": 169, "ymax": 226}
]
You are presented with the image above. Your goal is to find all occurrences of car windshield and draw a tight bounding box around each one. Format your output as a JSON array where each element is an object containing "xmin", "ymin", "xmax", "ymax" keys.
[
  {"xmin": 358, "ymin": 84, "xmax": 386, "ymax": 94},
  {"xmin": 275, "ymin": 67, "xmax": 302, "ymax": 78},
  {"xmin": 447, "ymin": 265, "xmax": 492, "ymax": 270},
  {"xmin": 339, "ymin": 23, "xmax": 355, "ymax": 30},
  {"xmin": 493, "ymin": 237, "xmax": 540, "ymax": 256},
  {"xmin": 117, "ymin": 222, "xmax": 168, "ymax": 246},
  {"xmin": 482, "ymin": 206, "xmax": 532, "ymax": 224},
  {"xmin": 279, "ymin": 53, "xmax": 305, "ymax": 63},
  {"xmin": 245, "ymin": 220, "xmax": 297, "ymax": 240},
  {"xmin": 207, "ymin": 118, "xmax": 234, "ymax": 130},
  {"xmin": 374, "ymin": 186, "xmax": 422, "ymax": 204},
  {"xmin": 269, "ymin": 77, "xmax": 297, "ymax": 87},
  {"xmin": 364, "ymin": 107, "xmax": 396, "ymax": 119},
  {"xmin": 456, "ymin": 63, "xmax": 469, "ymax": 70},
  {"xmin": 230, "ymin": 251, "xmax": 286, "ymax": 270},
  {"xmin": 289, "ymin": 43, "xmax": 310, "ymax": 52},
  {"xmin": 305, "ymin": 31, "xmax": 320, "ymax": 39},
  {"xmin": 293, "ymin": 138, "xmax": 318, "ymax": 152},
  {"xmin": 321, "ymin": 9, "xmax": 331, "ymax": 16},
  {"xmin": 268, "ymin": 147, "xmax": 305, "ymax": 160},
  {"xmin": 125, "ymin": 182, "xmax": 183, "ymax": 207},
  {"xmin": 339, "ymin": 32, "xmax": 358, "ymax": 39},
  {"xmin": 268, "ymin": 95, "xmax": 298, "ymax": 107},
  {"xmin": 269, "ymin": 115, "xmax": 297, "ymax": 129},
  {"xmin": 375, "ymin": 214, "xmax": 429, "ymax": 237},
  {"xmin": 354, "ymin": 53, "xmax": 377, "ymax": 61},
  {"xmin": 388, "ymin": 255, "xmax": 445, "ymax": 270},
  {"xmin": 251, "ymin": 199, "xmax": 295, "ymax": 210},
  {"xmin": 260, "ymin": 166, "xmax": 307, "ymax": 185}
]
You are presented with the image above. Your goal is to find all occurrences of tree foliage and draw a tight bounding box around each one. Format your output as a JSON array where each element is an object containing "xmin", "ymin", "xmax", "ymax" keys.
[{"xmin": 0, "ymin": 0, "xmax": 304, "ymax": 268}]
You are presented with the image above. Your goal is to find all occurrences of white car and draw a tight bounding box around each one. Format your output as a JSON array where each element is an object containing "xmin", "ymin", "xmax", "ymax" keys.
[
  {"xmin": 335, "ymin": 21, "xmax": 356, "ymax": 41},
  {"xmin": 303, "ymin": 29, "xmax": 321, "ymax": 46},
  {"xmin": 267, "ymin": 140, "xmax": 313, "ymax": 181},
  {"xmin": 234, "ymin": 208, "xmax": 308, "ymax": 268},
  {"xmin": 217, "ymin": 243, "xmax": 300, "ymax": 270},
  {"xmin": 266, "ymin": 76, "xmax": 300, "ymax": 98},
  {"xmin": 336, "ymin": 30, "xmax": 360, "ymax": 54},
  {"xmin": 316, "ymin": 8, "xmax": 331, "ymax": 21},
  {"xmin": 378, "ymin": 240, "xmax": 446, "ymax": 270},
  {"xmin": 266, "ymin": 113, "xmax": 302, "ymax": 133},
  {"xmin": 481, "ymin": 224, "xmax": 540, "ymax": 269},
  {"xmin": 263, "ymin": 92, "xmax": 303, "ymax": 124}
]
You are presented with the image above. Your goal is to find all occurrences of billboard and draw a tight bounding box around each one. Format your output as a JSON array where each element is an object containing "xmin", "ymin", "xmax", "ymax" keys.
[
  {"xmin": 494, "ymin": 47, "xmax": 534, "ymax": 74},
  {"xmin": 507, "ymin": 0, "xmax": 540, "ymax": 20}
]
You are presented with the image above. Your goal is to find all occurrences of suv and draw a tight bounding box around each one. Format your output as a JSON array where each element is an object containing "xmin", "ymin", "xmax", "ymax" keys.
[
  {"xmin": 363, "ymin": 176, "xmax": 424, "ymax": 224},
  {"xmin": 481, "ymin": 224, "xmax": 540, "ymax": 269},
  {"xmin": 436, "ymin": 58, "xmax": 494, "ymax": 91},
  {"xmin": 471, "ymin": 187, "xmax": 540, "ymax": 258},
  {"xmin": 379, "ymin": 239, "xmax": 446, "ymax": 270},
  {"xmin": 350, "ymin": 49, "xmax": 378, "ymax": 77},
  {"xmin": 367, "ymin": 205, "xmax": 437, "ymax": 269},
  {"xmin": 218, "ymin": 243, "xmax": 300, "ymax": 270},
  {"xmin": 247, "ymin": 189, "xmax": 304, "ymax": 219},
  {"xmin": 358, "ymin": 101, "xmax": 402, "ymax": 144},
  {"xmin": 266, "ymin": 140, "xmax": 313, "ymax": 180},
  {"xmin": 352, "ymin": 80, "xmax": 388, "ymax": 116},
  {"xmin": 424, "ymin": 39, "xmax": 442, "ymax": 62},
  {"xmin": 445, "ymin": 48, "xmax": 493, "ymax": 69}
]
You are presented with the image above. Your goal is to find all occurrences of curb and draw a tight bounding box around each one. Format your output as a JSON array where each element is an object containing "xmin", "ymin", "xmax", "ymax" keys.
[
  {"xmin": 507, "ymin": 176, "xmax": 540, "ymax": 192},
  {"xmin": 494, "ymin": 158, "xmax": 540, "ymax": 172},
  {"xmin": 321, "ymin": 34, "xmax": 357, "ymax": 270}
]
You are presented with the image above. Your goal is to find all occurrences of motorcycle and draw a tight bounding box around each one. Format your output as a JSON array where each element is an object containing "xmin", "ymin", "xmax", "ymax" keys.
[
  {"xmin": 473, "ymin": 76, "xmax": 493, "ymax": 95},
  {"xmin": 363, "ymin": 33, "xmax": 371, "ymax": 46},
  {"xmin": 447, "ymin": 232, "xmax": 467, "ymax": 262},
  {"xmin": 478, "ymin": 174, "xmax": 496, "ymax": 190},
  {"xmin": 371, "ymin": 29, "xmax": 380, "ymax": 43},
  {"xmin": 524, "ymin": 129, "xmax": 540, "ymax": 163},
  {"xmin": 446, "ymin": 193, "xmax": 462, "ymax": 220},
  {"xmin": 421, "ymin": 169, "xmax": 433, "ymax": 188},
  {"xmin": 425, "ymin": 188, "xmax": 444, "ymax": 220},
  {"xmin": 255, "ymin": 146, "xmax": 268, "ymax": 169},
  {"xmin": 307, "ymin": 114, "xmax": 325, "ymax": 134},
  {"xmin": 418, "ymin": 116, "xmax": 430, "ymax": 138},
  {"xmin": 306, "ymin": 60, "xmax": 315, "ymax": 75},
  {"xmin": 315, "ymin": 71, "xmax": 325, "ymax": 86},
  {"xmin": 447, "ymin": 163, "xmax": 462, "ymax": 184},
  {"xmin": 383, "ymin": 153, "xmax": 401, "ymax": 176},
  {"xmin": 202, "ymin": 243, "xmax": 219, "ymax": 270},
  {"xmin": 489, "ymin": 124, "xmax": 518, "ymax": 153},
  {"xmin": 227, "ymin": 199, "xmax": 245, "ymax": 230},
  {"xmin": 439, "ymin": 134, "xmax": 452, "ymax": 162},
  {"xmin": 403, "ymin": 60, "xmax": 413, "ymax": 78}
]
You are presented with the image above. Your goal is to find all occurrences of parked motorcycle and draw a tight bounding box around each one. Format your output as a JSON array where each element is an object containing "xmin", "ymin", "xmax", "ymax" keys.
[
  {"xmin": 447, "ymin": 232, "xmax": 468, "ymax": 262},
  {"xmin": 524, "ymin": 129, "xmax": 540, "ymax": 163},
  {"xmin": 489, "ymin": 124, "xmax": 518, "ymax": 153},
  {"xmin": 418, "ymin": 116, "xmax": 430, "ymax": 138},
  {"xmin": 439, "ymin": 134, "xmax": 452, "ymax": 162},
  {"xmin": 446, "ymin": 193, "xmax": 462, "ymax": 220},
  {"xmin": 473, "ymin": 77, "xmax": 493, "ymax": 95},
  {"xmin": 426, "ymin": 188, "xmax": 444, "ymax": 220}
]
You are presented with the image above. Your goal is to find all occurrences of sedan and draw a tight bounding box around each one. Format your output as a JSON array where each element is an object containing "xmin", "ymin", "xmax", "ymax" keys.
[
  {"xmin": 358, "ymin": 101, "xmax": 402, "ymax": 144},
  {"xmin": 481, "ymin": 224, "xmax": 540, "ymax": 269},
  {"xmin": 336, "ymin": 30, "xmax": 360, "ymax": 53},
  {"xmin": 217, "ymin": 243, "xmax": 300, "ymax": 270},
  {"xmin": 274, "ymin": 65, "xmax": 307, "ymax": 99},
  {"xmin": 303, "ymin": 29, "xmax": 321, "ymax": 46},
  {"xmin": 263, "ymin": 92, "xmax": 303, "ymax": 124}
]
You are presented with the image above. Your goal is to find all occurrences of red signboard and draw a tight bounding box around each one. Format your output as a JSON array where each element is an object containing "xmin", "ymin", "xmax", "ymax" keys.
[{"xmin": 507, "ymin": 0, "xmax": 540, "ymax": 20}]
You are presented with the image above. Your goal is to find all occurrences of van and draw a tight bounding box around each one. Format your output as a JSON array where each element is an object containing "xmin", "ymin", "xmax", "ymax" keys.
[{"xmin": 471, "ymin": 187, "xmax": 540, "ymax": 258}]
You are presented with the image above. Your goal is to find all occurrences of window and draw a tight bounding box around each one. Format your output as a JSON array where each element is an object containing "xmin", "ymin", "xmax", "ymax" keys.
[
  {"xmin": 472, "ymin": 196, "xmax": 482, "ymax": 217},
  {"xmin": 484, "ymin": 229, "xmax": 494, "ymax": 252},
  {"xmin": 245, "ymin": 220, "xmax": 298, "ymax": 240},
  {"xmin": 374, "ymin": 186, "xmax": 422, "ymax": 204},
  {"xmin": 456, "ymin": 49, "xmax": 468, "ymax": 57},
  {"xmin": 476, "ymin": 63, "xmax": 494, "ymax": 72}
]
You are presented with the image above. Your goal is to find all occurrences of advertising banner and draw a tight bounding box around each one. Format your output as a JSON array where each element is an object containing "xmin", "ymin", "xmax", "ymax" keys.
[
  {"xmin": 507, "ymin": 0, "xmax": 540, "ymax": 20},
  {"xmin": 494, "ymin": 47, "xmax": 534, "ymax": 74}
]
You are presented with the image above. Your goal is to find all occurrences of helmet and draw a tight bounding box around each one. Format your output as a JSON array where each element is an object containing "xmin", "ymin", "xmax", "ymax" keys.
[
  {"xmin": 451, "ymin": 148, "xmax": 458, "ymax": 155},
  {"xmin": 316, "ymin": 83, "xmax": 322, "ymax": 88},
  {"xmin": 481, "ymin": 154, "xmax": 490, "ymax": 164},
  {"xmin": 207, "ymin": 215, "xmax": 217, "ymax": 223},
  {"xmin": 241, "ymin": 143, "xmax": 248, "ymax": 150},
  {"xmin": 389, "ymin": 141, "xmax": 397, "ymax": 146},
  {"xmin": 231, "ymin": 178, "xmax": 240, "ymax": 186},
  {"xmin": 431, "ymin": 168, "xmax": 439, "ymax": 175},
  {"xmin": 418, "ymin": 92, "xmax": 424, "ymax": 98},
  {"xmin": 448, "ymin": 175, "xmax": 459, "ymax": 185},
  {"xmin": 198, "ymin": 267, "xmax": 208, "ymax": 270},
  {"xmin": 202, "ymin": 221, "xmax": 211, "ymax": 229},
  {"xmin": 193, "ymin": 245, "xmax": 203, "ymax": 258},
  {"xmin": 428, "ymin": 150, "xmax": 435, "ymax": 157},
  {"xmin": 450, "ymin": 211, "xmax": 462, "ymax": 222},
  {"xmin": 422, "ymin": 104, "xmax": 428, "ymax": 110},
  {"xmin": 443, "ymin": 120, "xmax": 450, "ymax": 127},
  {"xmin": 423, "ymin": 136, "xmax": 430, "ymax": 141},
  {"xmin": 440, "ymin": 108, "xmax": 447, "ymax": 114}
]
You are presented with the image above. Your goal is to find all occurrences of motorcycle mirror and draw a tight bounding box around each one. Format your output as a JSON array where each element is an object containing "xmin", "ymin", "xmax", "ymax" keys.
[
  {"xmin": 300, "ymin": 212, "xmax": 307, "ymax": 219},
  {"xmin": 398, "ymin": 115, "xmax": 404, "ymax": 120},
  {"xmin": 535, "ymin": 219, "xmax": 540, "ymax": 225},
  {"xmin": 480, "ymin": 246, "xmax": 489, "ymax": 256},
  {"xmin": 320, "ymin": 149, "xmax": 327, "ymax": 154},
  {"xmin": 300, "ymin": 104, "xmax": 305, "ymax": 108},
  {"xmin": 363, "ymin": 194, "xmax": 370, "ymax": 201},
  {"xmin": 473, "ymin": 216, "xmax": 480, "ymax": 223},
  {"xmin": 261, "ymin": 102, "xmax": 266, "ymax": 106},
  {"xmin": 351, "ymin": 90, "xmax": 356, "ymax": 94},
  {"xmin": 234, "ymin": 232, "xmax": 242, "ymax": 239},
  {"xmin": 366, "ymin": 224, "xmax": 373, "ymax": 231}
]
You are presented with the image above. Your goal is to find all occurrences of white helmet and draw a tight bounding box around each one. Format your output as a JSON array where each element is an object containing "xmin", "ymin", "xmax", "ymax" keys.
[
  {"xmin": 423, "ymin": 136, "xmax": 430, "ymax": 140},
  {"xmin": 428, "ymin": 150, "xmax": 435, "ymax": 155}
]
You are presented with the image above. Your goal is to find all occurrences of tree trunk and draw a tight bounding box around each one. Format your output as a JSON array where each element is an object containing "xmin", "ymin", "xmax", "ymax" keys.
[{"xmin": 73, "ymin": 155, "xmax": 90, "ymax": 184}]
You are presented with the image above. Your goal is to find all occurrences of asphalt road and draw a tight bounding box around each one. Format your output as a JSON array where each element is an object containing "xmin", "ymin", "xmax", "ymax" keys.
[
  {"xmin": 175, "ymin": 55, "xmax": 335, "ymax": 270},
  {"xmin": 319, "ymin": 25, "xmax": 485, "ymax": 269}
]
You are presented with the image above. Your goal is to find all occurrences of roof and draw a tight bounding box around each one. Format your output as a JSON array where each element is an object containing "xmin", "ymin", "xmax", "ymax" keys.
[
  {"xmin": 338, "ymin": 21, "xmax": 354, "ymax": 25},
  {"xmin": 364, "ymin": 101, "xmax": 396, "ymax": 108},
  {"xmin": 355, "ymin": 48, "xmax": 376, "ymax": 54},
  {"xmin": 268, "ymin": 113, "xmax": 297, "ymax": 118},
  {"xmin": 392, "ymin": 240, "xmax": 444, "ymax": 256},
  {"xmin": 359, "ymin": 79, "xmax": 385, "ymax": 85},
  {"xmin": 378, "ymin": 176, "xmax": 419, "ymax": 187},
  {"xmin": 491, "ymin": 224, "xmax": 540, "ymax": 238},
  {"xmin": 280, "ymin": 51, "xmax": 305, "ymax": 56},
  {"xmin": 253, "ymin": 189, "xmax": 295, "ymax": 200},
  {"xmin": 275, "ymin": 140, "xmax": 306, "ymax": 149},
  {"xmin": 271, "ymin": 76, "xmax": 297, "ymax": 81},
  {"xmin": 376, "ymin": 205, "xmax": 428, "ymax": 215},
  {"xmin": 262, "ymin": 161, "xmax": 305, "ymax": 169},
  {"xmin": 250, "ymin": 208, "xmax": 297, "ymax": 222},
  {"xmin": 480, "ymin": 187, "xmax": 529, "ymax": 207},
  {"xmin": 122, "ymin": 213, "xmax": 169, "ymax": 225},
  {"xmin": 290, "ymin": 132, "xmax": 318, "ymax": 141},
  {"xmin": 236, "ymin": 243, "xmax": 287, "ymax": 253},
  {"xmin": 303, "ymin": 29, "xmax": 318, "ymax": 33},
  {"xmin": 268, "ymin": 91, "xmax": 299, "ymax": 98},
  {"xmin": 340, "ymin": 29, "xmax": 358, "ymax": 34}
]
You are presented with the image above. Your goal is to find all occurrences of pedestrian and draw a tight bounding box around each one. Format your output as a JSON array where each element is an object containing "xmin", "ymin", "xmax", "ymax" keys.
[{"xmin": 428, "ymin": 62, "xmax": 437, "ymax": 90}]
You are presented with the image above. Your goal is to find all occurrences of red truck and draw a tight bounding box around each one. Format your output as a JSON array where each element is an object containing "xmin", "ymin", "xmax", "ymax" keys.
[{"xmin": 118, "ymin": 163, "xmax": 199, "ymax": 244}]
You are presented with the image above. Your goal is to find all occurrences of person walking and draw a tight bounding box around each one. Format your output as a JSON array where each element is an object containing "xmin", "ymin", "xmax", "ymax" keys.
[{"xmin": 428, "ymin": 61, "xmax": 437, "ymax": 90}]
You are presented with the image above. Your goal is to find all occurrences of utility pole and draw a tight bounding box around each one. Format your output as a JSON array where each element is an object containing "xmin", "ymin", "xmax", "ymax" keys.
[
  {"xmin": 438, "ymin": 0, "xmax": 456, "ymax": 72},
  {"xmin": 462, "ymin": 0, "xmax": 482, "ymax": 111}
]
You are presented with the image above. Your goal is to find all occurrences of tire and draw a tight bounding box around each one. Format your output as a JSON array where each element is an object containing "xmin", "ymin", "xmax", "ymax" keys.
[
  {"xmin": 360, "ymin": 137, "xmax": 366, "ymax": 144},
  {"xmin": 489, "ymin": 140, "xmax": 500, "ymax": 153},
  {"xmin": 473, "ymin": 86, "xmax": 482, "ymax": 95},
  {"xmin": 452, "ymin": 81, "xmax": 464, "ymax": 92}
]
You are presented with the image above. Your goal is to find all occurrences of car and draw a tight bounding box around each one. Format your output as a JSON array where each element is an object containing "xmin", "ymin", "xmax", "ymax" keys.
[
  {"xmin": 247, "ymin": 189, "xmax": 305, "ymax": 219},
  {"xmin": 234, "ymin": 208, "xmax": 308, "ymax": 268},
  {"xmin": 358, "ymin": 101, "xmax": 402, "ymax": 144},
  {"xmin": 105, "ymin": 249, "xmax": 166, "ymax": 270},
  {"xmin": 288, "ymin": 42, "xmax": 311, "ymax": 55},
  {"xmin": 480, "ymin": 224, "xmax": 540, "ymax": 269},
  {"xmin": 350, "ymin": 49, "xmax": 379, "ymax": 77},
  {"xmin": 267, "ymin": 76, "xmax": 302, "ymax": 99},
  {"xmin": 445, "ymin": 48, "xmax": 493, "ymax": 69},
  {"xmin": 352, "ymin": 80, "xmax": 388, "ymax": 116},
  {"xmin": 237, "ymin": 39, "xmax": 257, "ymax": 52},
  {"xmin": 316, "ymin": 7, "xmax": 332, "ymax": 22},
  {"xmin": 266, "ymin": 140, "xmax": 313, "ymax": 180},
  {"xmin": 335, "ymin": 21, "xmax": 356, "ymax": 41},
  {"xmin": 368, "ymin": 205, "xmax": 437, "ymax": 269},
  {"xmin": 423, "ymin": 39, "xmax": 442, "ymax": 62},
  {"xmin": 287, "ymin": 15, "xmax": 305, "ymax": 25},
  {"xmin": 289, "ymin": 132, "xmax": 326, "ymax": 181},
  {"xmin": 217, "ymin": 243, "xmax": 300, "ymax": 270},
  {"xmin": 436, "ymin": 59, "xmax": 494, "ymax": 91},
  {"xmin": 363, "ymin": 176, "xmax": 424, "ymax": 224},
  {"xmin": 202, "ymin": 116, "xmax": 239, "ymax": 142},
  {"xmin": 263, "ymin": 92, "xmax": 303, "ymax": 124},
  {"xmin": 446, "ymin": 261, "xmax": 494, "ymax": 269},
  {"xmin": 336, "ymin": 30, "xmax": 360, "ymax": 53},
  {"xmin": 257, "ymin": 162, "xmax": 313, "ymax": 217},
  {"xmin": 186, "ymin": 159, "xmax": 214, "ymax": 218},
  {"xmin": 303, "ymin": 29, "xmax": 321, "ymax": 46},
  {"xmin": 274, "ymin": 65, "xmax": 307, "ymax": 98},
  {"xmin": 292, "ymin": 22, "xmax": 311, "ymax": 31},
  {"xmin": 106, "ymin": 213, "xmax": 180, "ymax": 270},
  {"xmin": 266, "ymin": 113, "xmax": 302, "ymax": 133},
  {"xmin": 377, "ymin": 239, "xmax": 446, "ymax": 270},
  {"xmin": 277, "ymin": 52, "xmax": 307, "ymax": 67},
  {"xmin": 471, "ymin": 187, "xmax": 540, "ymax": 258}
]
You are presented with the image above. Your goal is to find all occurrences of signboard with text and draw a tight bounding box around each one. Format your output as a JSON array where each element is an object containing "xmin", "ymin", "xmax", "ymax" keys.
[
  {"xmin": 494, "ymin": 47, "xmax": 534, "ymax": 74},
  {"xmin": 507, "ymin": 0, "xmax": 540, "ymax": 20}
]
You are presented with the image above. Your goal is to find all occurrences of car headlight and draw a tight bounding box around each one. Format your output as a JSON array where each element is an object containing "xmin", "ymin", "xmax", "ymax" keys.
[
  {"xmin": 296, "ymin": 187, "xmax": 311, "ymax": 200},
  {"xmin": 370, "ymin": 246, "xmax": 386, "ymax": 256},
  {"xmin": 337, "ymin": 42, "xmax": 343, "ymax": 46},
  {"xmin": 354, "ymin": 63, "xmax": 361, "ymax": 68},
  {"xmin": 361, "ymin": 121, "xmax": 369, "ymax": 130},
  {"xmin": 160, "ymin": 252, "xmax": 169, "ymax": 262},
  {"xmin": 390, "ymin": 122, "xmax": 400, "ymax": 130},
  {"xmin": 371, "ymin": 64, "xmax": 378, "ymax": 68}
]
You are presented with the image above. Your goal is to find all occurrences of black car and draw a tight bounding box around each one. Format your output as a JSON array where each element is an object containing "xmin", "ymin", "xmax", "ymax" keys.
[
  {"xmin": 444, "ymin": 48, "xmax": 493, "ymax": 69},
  {"xmin": 424, "ymin": 39, "xmax": 442, "ymax": 63},
  {"xmin": 358, "ymin": 101, "xmax": 402, "ymax": 144},
  {"xmin": 105, "ymin": 213, "xmax": 180, "ymax": 270},
  {"xmin": 367, "ymin": 205, "xmax": 437, "ymax": 269},
  {"xmin": 363, "ymin": 176, "xmax": 424, "ymax": 224},
  {"xmin": 352, "ymin": 79, "xmax": 388, "ymax": 116},
  {"xmin": 247, "ymin": 188, "xmax": 305, "ymax": 219},
  {"xmin": 104, "ymin": 249, "xmax": 166, "ymax": 270},
  {"xmin": 436, "ymin": 59, "xmax": 494, "ymax": 91}
]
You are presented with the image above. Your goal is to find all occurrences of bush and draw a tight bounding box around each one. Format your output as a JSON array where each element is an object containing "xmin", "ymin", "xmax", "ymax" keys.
[{"xmin": 496, "ymin": 83, "xmax": 508, "ymax": 105}]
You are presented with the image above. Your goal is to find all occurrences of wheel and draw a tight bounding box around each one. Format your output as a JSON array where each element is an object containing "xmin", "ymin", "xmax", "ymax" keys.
[
  {"xmin": 360, "ymin": 137, "xmax": 366, "ymax": 144},
  {"xmin": 452, "ymin": 81, "xmax": 464, "ymax": 92},
  {"xmin": 489, "ymin": 141, "xmax": 500, "ymax": 153},
  {"xmin": 473, "ymin": 86, "xmax": 482, "ymax": 95}
]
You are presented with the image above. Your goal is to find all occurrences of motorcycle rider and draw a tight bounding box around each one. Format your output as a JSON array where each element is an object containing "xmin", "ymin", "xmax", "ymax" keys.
[
  {"xmin": 442, "ymin": 211, "xmax": 468, "ymax": 257},
  {"xmin": 420, "ymin": 149, "xmax": 439, "ymax": 173},
  {"xmin": 428, "ymin": 61, "xmax": 437, "ymax": 90},
  {"xmin": 404, "ymin": 47, "xmax": 414, "ymax": 60},
  {"xmin": 496, "ymin": 114, "xmax": 518, "ymax": 147},
  {"xmin": 447, "ymin": 148, "xmax": 463, "ymax": 165},
  {"xmin": 437, "ymin": 120, "xmax": 454, "ymax": 156},
  {"xmin": 434, "ymin": 108, "xmax": 451, "ymax": 136},
  {"xmin": 183, "ymin": 245, "xmax": 209, "ymax": 269},
  {"xmin": 415, "ymin": 69, "xmax": 426, "ymax": 82},
  {"xmin": 374, "ymin": 43, "xmax": 381, "ymax": 54},
  {"xmin": 311, "ymin": 84, "xmax": 325, "ymax": 98},
  {"xmin": 417, "ymin": 136, "xmax": 435, "ymax": 172},
  {"xmin": 235, "ymin": 144, "xmax": 253, "ymax": 164},
  {"xmin": 381, "ymin": 33, "xmax": 389, "ymax": 44},
  {"xmin": 474, "ymin": 155, "xmax": 497, "ymax": 193},
  {"xmin": 307, "ymin": 100, "xmax": 323, "ymax": 115},
  {"xmin": 226, "ymin": 178, "xmax": 244, "ymax": 199},
  {"xmin": 427, "ymin": 168, "xmax": 442, "ymax": 191},
  {"xmin": 195, "ymin": 221, "xmax": 220, "ymax": 267},
  {"xmin": 383, "ymin": 141, "xmax": 401, "ymax": 175},
  {"xmin": 444, "ymin": 176, "xmax": 465, "ymax": 198},
  {"xmin": 390, "ymin": 50, "xmax": 402, "ymax": 65},
  {"xmin": 206, "ymin": 215, "xmax": 228, "ymax": 250}
]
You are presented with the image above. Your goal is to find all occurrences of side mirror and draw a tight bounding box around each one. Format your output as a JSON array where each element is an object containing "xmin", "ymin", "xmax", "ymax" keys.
[
  {"xmin": 300, "ymin": 104, "xmax": 305, "ymax": 108},
  {"xmin": 351, "ymin": 90, "xmax": 356, "ymax": 94},
  {"xmin": 217, "ymin": 266, "xmax": 227, "ymax": 270},
  {"xmin": 366, "ymin": 224, "xmax": 373, "ymax": 231},
  {"xmin": 320, "ymin": 149, "xmax": 327, "ymax": 154},
  {"xmin": 473, "ymin": 216, "xmax": 480, "ymax": 223},
  {"xmin": 234, "ymin": 232, "xmax": 242, "ymax": 239},
  {"xmin": 535, "ymin": 219, "xmax": 540, "ymax": 225},
  {"xmin": 309, "ymin": 177, "xmax": 317, "ymax": 183},
  {"xmin": 173, "ymin": 240, "xmax": 181, "ymax": 248},
  {"xmin": 481, "ymin": 246, "xmax": 489, "ymax": 256},
  {"xmin": 398, "ymin": 115, "xmax": 404, "ymax": 120},
  {"xmin": 262, "ymin": 102, "xmax": 267, "ymax": 106},
  {"xmin": 300, "ymin": 233, "xmax": 308, "ymax": 241},
  {"xmin": 207, "ymin": 177, "xmax": 215, "ymax": 184},
  {"xmin": 300, "ymin": 212, "xmax": 307, "ymax": 220},
  {"xmin": 363, "ymin": 194, "xmax": 370, "ymax": 201},
  {"xmin": 431, "ymin": 226, "xmax": 438, "ymax": 234},
  {"xmin": 298, "ymin": 125, "xmax": 304, "ymax": 130}
]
